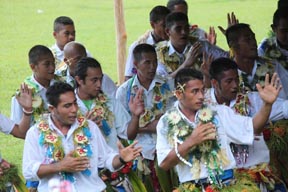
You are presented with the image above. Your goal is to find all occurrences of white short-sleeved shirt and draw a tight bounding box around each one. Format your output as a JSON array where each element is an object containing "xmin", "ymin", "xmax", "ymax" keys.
[
  {"xmin": 204, "ymin": 88, "xmax": 288, "ymax": 168},
  {"xmin": 116, "ymin": 75, "xmax": 174, "ymax": 160},
  {"xmin": 76, "ymin": 92, "xmax": 129, "ymax": 151},
  {"xmin": 0, "ymin": 114, "xmax": 15, "ymax": 134},
  {"xmin": 23, "ymin": 115, "xmax": 118, "ymax": 192},
  {"xmin": 156, "ymin": 103, "xmax": 254, "ymax": 182},
  {"xmin": 10, "ymin": 75, "xmax": 56, "ymax": 125}
]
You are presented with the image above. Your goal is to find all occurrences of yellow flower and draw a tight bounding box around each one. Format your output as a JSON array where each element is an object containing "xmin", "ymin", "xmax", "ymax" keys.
[
  {"xmin": 45, "ymin": 132, "xmax": 58, "ymax": 143},
  {"xmin": 198, "ymin": 107, "xmax": 213, "ymax": 122},
  {"xmin": 32, "ymin": 95, "xmax": 42, "ymax": 108},
  {"xmin": 168, "ymin": 111, "xmax": 181, "ymax": 124},
  {"xmin": 75, "ymin": 146, "xmax": 87, "ymax": 157},
  {"xmin": 74, "ymin": 132, "xmax": 88, "ymax": 144},
  {"xmin": 255, "ymin": 64, "xmax": 269, "ymax": 77}
]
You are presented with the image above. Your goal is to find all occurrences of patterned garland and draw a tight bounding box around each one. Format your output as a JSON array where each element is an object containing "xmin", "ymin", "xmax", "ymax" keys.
[
  {"xmin": 166, "ymin": 106, "xmax": 230, "ymax": 189},
  {"xmin": 38, "ymin": 115, "xmax": 92, "ymax": 182}
]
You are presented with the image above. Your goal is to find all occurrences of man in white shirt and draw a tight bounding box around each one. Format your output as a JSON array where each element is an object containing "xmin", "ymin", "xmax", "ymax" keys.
[
  {"xmin": 156, "ymin": 68, "xmax": 280, "ymax": 191},
  {"xmin": 55, "ymin": 41, "xmax": 117, "ymax": 97},
  {"xmin": 22, "ymin": 82, "xmax": 142, "ymax": 192},
  {"xmin": 51, "ymin": 16, "xmax": 92, "ymax": 68},
  {"xmin": 125, "ymin": 5, "xmax": 170, "ymax": 80},
  {"xmin": 74, "ymin": 57, "xmax": 142, "ymax": 150}
]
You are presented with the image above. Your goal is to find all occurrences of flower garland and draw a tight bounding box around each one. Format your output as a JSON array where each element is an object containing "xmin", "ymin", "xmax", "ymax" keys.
[
  {"xmin": 166, "ymin": 106, "xmax": 230, "ymax": 189},
  {"xmin": 156, "ymin": 38, "xmax": 200, "ymax": 74},
  {"xmin": 38, "ymin": 114, "xmax": 92, "ymax": 182},
  {"xmin": 22, "ymin": 76, "xmax": 48, "ymax": 123},
  {"xmin": 130, "ymin": 81, "xmax": 171, "ymax": 128},
  {"xmin": 90, "ymin": 92, "xmax": 115, "ymax": 138},
  {"xmin": 238, "ymin": 58, "xmax": 274, "ymax": 92},
  {"xmin": 261, "ymin": 37, "xmax": 288, "ymax": 70}
]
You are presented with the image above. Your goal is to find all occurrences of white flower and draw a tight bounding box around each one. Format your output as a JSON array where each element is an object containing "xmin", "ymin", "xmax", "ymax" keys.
[
  {"xmin": 168, "ymin": 111, "xmax": 181, "ymax": 124},
  {"xmin": 198, "ymin": 108, "xmax": 213, "ymax": 122},
  {"xmin": 256, "ymin": 64, "xmax": 269, "ymax": 77}
]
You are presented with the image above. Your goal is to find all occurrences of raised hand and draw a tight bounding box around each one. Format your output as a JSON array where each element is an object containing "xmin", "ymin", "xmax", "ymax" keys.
[
  {"xmin": 218, "ymin": 12, "xmax": 239, "ymax": 35},
  {"xmin": 205, "ymin": 26, "xmax": 217, "ymax": 45},
  {"xmin": 200, "ymin": 52, "xmax": 214, "ymax": 77},
  {"xmin": 118, "ymin": 140, "xmax": 142, "ymax": 163},
  {"xmin": 183, "ymin": 41, "xmax": 202, "ymax": 68},
  {"xmin": 129, "ymin": 88, "xmax": 145, "ymax": 117},
  {"xmin": 16, "ymin": 83, "xmax": 33, "ymax": 112},
  {"xmin": 256, "ymin": 73, "xmax": 282, "ymax": 105}
]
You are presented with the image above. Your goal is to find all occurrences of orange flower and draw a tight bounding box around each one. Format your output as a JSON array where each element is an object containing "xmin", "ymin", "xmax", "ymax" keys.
[{"xmin": 273, "ymin": 127, "xmax": 285, "ymax": 137}]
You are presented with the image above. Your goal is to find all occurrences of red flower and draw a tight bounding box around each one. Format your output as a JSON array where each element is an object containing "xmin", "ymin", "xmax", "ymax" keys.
[
  {"xmin": 205, "ymin": 185, "xmax": 215, "ymax": 192},
  {"xmin": 120, "ymin": 162, "xmax": 132, "ymax": 174},
  {"xmin": 263, "ymin": 129, "xmax": 271, "ymax": 141},
  {"xmin": 111, "ymin": 172, "xmax": 119, "ymax": 180}
]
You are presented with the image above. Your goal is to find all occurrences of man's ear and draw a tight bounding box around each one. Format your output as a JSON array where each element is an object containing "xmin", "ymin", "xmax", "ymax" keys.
[
  {"xmin": 53, "ymin": 31, "xmax": 57, "ymax": 39},
  {"xmin": 271, "ymin": 24, "xmax": 276, "ymax": 33},
  {"xmin": 48, "ymin": 104, "xmax": 55, "ymax": 113},
  {"xmin": 75, "ymin": 76, "xmax": 83, "ymax": 86},
  {"xmin": 174, "ymin": 89, "xmax": 183, "ymax": 100},
  {"xmin": 133, "ymin": 60, "xmax": 138, "ymax": 69},
  {"xmin": 30, "ymin": 64, "xmax": 36, "ymax": 71},
  {"xmin": 165, "ymin": 28, "xmax": 170, "ymax": 37},
  {"xmin": 64, "ymin": 58, "xmax": 69, "ymax": 65},
  {"xmin": 211, "ymin": 79, "xmax": 218, "ymax": 88},
  {"xmin": 150, "ymin": 21, "xmax": 155, "ymax": 29}
]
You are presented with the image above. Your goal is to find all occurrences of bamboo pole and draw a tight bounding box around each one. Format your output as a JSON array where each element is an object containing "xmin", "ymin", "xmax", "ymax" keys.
[{"xmin": 114, "ymin": 0, "xmax": 127, "ymax": 85}]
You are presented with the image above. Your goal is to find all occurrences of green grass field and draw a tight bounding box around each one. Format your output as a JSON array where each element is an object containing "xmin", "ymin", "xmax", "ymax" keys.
[{"xmin": 0, "ymin": 0, "xmax": 277, "ymax": 171}]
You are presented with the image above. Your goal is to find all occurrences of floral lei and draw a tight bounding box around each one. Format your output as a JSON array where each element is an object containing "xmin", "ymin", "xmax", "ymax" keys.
[
  {"xmin": 156, "ymin": 38, "xmax": 200, "ymax": 74},
  {"xmin": 262, "ymin": 37, "xmax": 288, "ymax": 70},
  {"xmin": 238, "ymin": 58, "xmax": 274, "ymax": 92},
  {"xmin": 38, "ymin": 114, "xmax": 92, "ymax": 182},
  {"xmin": 129, "ymin": 80, "xmax": 171, "ymax": 128},
  {"xmin": 166, "ymin": 106, "xmax": 229, "ymax": 188},
  {"xmin": 22, "ymin": 76, "xmax": 48, "ymax": 123},
  {"xmin": 90, "ymin": 92, "xmax": 115, "ymax": 138}
]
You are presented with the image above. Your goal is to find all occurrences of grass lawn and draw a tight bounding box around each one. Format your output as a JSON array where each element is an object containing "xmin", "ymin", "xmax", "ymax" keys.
[{"xmin": 0, "ymin": 0, "xmax": 276, "ymax": 172}]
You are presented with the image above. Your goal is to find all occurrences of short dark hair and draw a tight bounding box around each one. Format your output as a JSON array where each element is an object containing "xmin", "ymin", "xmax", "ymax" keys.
[
  {"xmin": 46, "ymin": 82, "xmax": 74, "ymax": 107},
  {"xmin": 28, "ymin": 45, "xmax": 53, "ymax": 65},
  {"xmin": 175, "ymin": 68, "xmax": 203, "ymax": 90},
  {"xmin": 54, "ymin": 16, "xmax": 74, "ymax": 32},
  {"xmin": 273, "ymin": 8, "xmax": 288, "ymax": 27},
  {"xmin": 209, "ymin": 57, "xmax": 238, "ymax": 82},
  {"xmin": 165, "ymin": 12, "xmax": 188, "ymax": 29},
  {"xmin": 75, "ymin": 57, "xmax": 101, "ymax": 82},
  {"xmin": 225, "ymin": 23, "xmax": 251, "ymax": 48},
  {"xmin": 133, "ymin": 43, "xmax": 156, "ymax": 62},
  {"xmin": 166, "ymin": 0, "xmax": 187, "ymax": 12},
  {"xmin": 150, "ymin": 5, "xmax": 170, "ymax": 23}
]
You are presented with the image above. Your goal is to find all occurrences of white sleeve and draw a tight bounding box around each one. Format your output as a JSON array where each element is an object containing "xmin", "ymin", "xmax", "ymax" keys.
[
  {"xmin": 89, "ymin": 121, "xmax": 119, "ymax": 172},
  {"xmin": 125, "ymin": 42, "xmax": 137, "ymax": 77},
  {"xmin": 0, "ymin": 114, "xmax": 15, "ymax": 134},
  {"xmin": 22, "ymin": 127, "xmax": 43, "ymax": 180},
  {"xmin": 156, "ymin": 114, "xmax": 173, "ymax": 166},
  {"xmin": 102, "ymin": 74, "xmax": 117, "ymax": 97},
  {"xmin": 115, "ymin": 83, "xmax": 130, "ymax": 112},
  {"xmin": 10, "ymin": 96, "xmax": 23, "ymax": 124},
  {"xmin": 111, "ymin": 99, "xmax": 129, "ymax": 139},
  {"xmin": 249, "ymin": 92, "xmax": 288, "ymax": 121},
  {"xmin": 216, "ymin": 105, "xmax": 254, "ymax": 145}
]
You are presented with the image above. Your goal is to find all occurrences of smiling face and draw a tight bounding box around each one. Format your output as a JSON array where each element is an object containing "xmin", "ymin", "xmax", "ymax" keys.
[
  {"xmin": 212, "ymin": 69, "xmax": 239, "ymax": 105},
  {"xmin": 31, "ymin": 53, "xmax": 55, "ymax": 84},
  {"xmin": 50, "ymin": 91, "xmax": 78, "ymax": 126},
  {"xmin": 177, "ymin": 79, "xmax": 205, "ymax": 112}
]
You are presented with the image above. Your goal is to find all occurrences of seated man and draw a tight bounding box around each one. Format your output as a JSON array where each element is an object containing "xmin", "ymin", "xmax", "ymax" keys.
[
  {"xmin": 11, "ymin": 45, "xmax": 58, "ymax": 126},
  {"xmin": 125, "ymin": 5, "xmax": 170, "ymax": 80},
  {"xmin": 56, "ymin": 42, "xmax": 117, "ymax": 97},
  {"xmin": 22, "ymin": 82, "xmax": 142, "ymax": 192},
  {"xmin": 258, "ymin": 7, "xmax": 288, "ymax": 70},
  {"xmin": 156, "ymin": 12, "xmax": 228, "ymax": 78},
  {"xmin": 156, "ymin": 68, "xmax": 280, "ymax": 191},
  {"xmin": 117, "ymin": 44, "xmax": 175, "ymax": 192},
  {"xmin": 206, "ymin": 57, "xmax": 287, "ymax": 191}
]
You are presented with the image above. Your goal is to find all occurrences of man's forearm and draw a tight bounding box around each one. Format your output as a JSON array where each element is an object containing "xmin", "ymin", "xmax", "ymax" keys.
[
  {"xmin": 253, "ymin": 102, "xmax": 272, "ymax": 135},
  {"xmin": 37, "ymin": 163, "xmax": 62, "ymax": 179}
]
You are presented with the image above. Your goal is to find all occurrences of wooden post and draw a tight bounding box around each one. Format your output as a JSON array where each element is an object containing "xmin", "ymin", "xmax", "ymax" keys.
[{"xmin": 114, "ymin": 0, "xmax": 127, "ymax": 85}]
